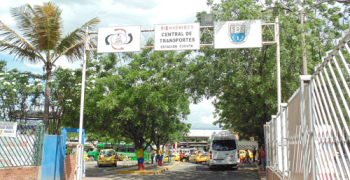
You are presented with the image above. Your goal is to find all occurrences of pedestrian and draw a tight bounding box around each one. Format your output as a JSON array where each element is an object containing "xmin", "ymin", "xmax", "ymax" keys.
[
  {"xmin": 151, "ymin": 150, "xmax": 156, "ymax": 164},
  {"xmin": 115, "ymin": 154, "xmax": 119, "ymax": 167},
  {"xmin": 259, "ymin": 145, "xmax": 266, "ymax": 170},
  {"xmin": 245, "ymin": 149, "xmax": 250, "ymax": 164},
  {"xmin": 253, "ymin": 147, "xmax": 257, "ymax": 163},
  {"xmin": 169, "ymin": 149, "xmax": 172, "ymax": 162},
  {"xmin": 180, "ymin": 151, "xmax": 184, "ymax": 162},
  {"xmin": 185, "ymin": 152, "xmax": 190, "ymax": 162}
]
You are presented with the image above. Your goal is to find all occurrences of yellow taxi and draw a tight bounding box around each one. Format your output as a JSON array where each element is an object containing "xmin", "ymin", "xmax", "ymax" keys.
[
  {"xmin": 97, "ymin": 149, "xmax": 118, "ymax": 167},
  {"xmin": 239, "ymin": 149, "xmax": 254, "ymax": 159},
  {"xmin": 189, "ymin": 151, "xmax": 208, "ymax": 164},
  {"xmin": 164, "ymin": 154, "xmax": 180, "ymax": 161}
]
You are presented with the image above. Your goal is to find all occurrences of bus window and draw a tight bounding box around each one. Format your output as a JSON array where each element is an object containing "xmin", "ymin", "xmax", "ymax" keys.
[
  {"xmin": 104, "ymin": 144, "xmax": 113, "ymax": 149},
  {"xmin": 128, "ymin": 145, "xmax": 135, "ymax": 152},
  {"xmin": 116, "ymin": 145, "xmax": 126, "ymax": 152},
  {"xmin": 212, "ymin": 140, "xmax": 237, "ymax": 151}
]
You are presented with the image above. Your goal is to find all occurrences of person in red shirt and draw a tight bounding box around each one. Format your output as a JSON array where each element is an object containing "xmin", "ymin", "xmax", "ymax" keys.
[
  {"xmin": 180, "ymin": 151, "xmax": 184, "ymax": 162},
  {"xmin": 259, "ymin": 145, "xmax": 266, "ymax": 170}
]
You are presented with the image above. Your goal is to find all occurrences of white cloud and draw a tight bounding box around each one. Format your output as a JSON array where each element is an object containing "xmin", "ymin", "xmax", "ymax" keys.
[
  {"xmin": 54, "ymin": 58, "xmax": 82, "ymax": 70},
  {"xmin": 201, "ymin": 114, "xmax": 218, "ymax": 125},
  {"xmin": 23, "ymin": 61, "xmax": 44, "ymax": 69},
  {"xmin": 190, "ymin": 97, "xmax": 216, "ymax": 112}
]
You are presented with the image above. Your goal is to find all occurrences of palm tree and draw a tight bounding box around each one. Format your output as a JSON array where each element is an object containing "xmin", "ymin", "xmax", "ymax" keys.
[{"xmin": 0, "ymin": 2, "xmax": 100, "ymax": 133}]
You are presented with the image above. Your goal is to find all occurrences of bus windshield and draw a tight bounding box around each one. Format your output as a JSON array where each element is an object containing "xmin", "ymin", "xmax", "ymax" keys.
[{"xmin": 212, "ymin": 140, "xmax": 236, "ymax": 151}]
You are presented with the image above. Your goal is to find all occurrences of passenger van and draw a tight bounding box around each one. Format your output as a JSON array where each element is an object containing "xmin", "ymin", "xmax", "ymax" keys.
[{"xmin": 207, "ymin": 131, "xmax": 239, "ymax": 170}]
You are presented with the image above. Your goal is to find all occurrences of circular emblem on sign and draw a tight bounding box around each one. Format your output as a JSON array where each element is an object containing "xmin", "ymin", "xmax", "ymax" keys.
[
  {"xmin": 105, "ymin": 29, "xmax": 133, "ymax": 50},
  {"xmin": 228, "ymin": 23, "xmax": 247, "ymax": 44}
]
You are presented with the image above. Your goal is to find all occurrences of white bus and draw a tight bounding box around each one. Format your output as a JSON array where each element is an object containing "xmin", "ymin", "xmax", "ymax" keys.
[{"xmin": 208, "ymin": 130, "xmax": 239, "ymax": 170}]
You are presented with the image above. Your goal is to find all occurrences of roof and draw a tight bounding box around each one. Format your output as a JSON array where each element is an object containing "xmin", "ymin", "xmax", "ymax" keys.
[
  {"xmin": 187, "ymin": 130, "xmax": 239, "ymax": 140},
  {"xmin": 187, "ymin": 130, "xmax": 224, "ymax": 138}
]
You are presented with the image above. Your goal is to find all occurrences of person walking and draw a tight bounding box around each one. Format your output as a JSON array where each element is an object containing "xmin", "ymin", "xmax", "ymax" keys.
[
  {"xmin": 115, "ymin": 153, "xmax": 119, "ymax": 167},
  {"xmin": 245, "ymin": 149, "xmax": 250, "ymax": 164},
  {"xmin": 151, "ymin": 150, "xmax": 156, "ymax": 164},
  {"xmin": 169, "ymin": 149, "xmax": 172, "ymax": 162},
  {"xmin": 180, "ymin": 151, "xmax": 184, "ymax": 162},
  {"xmin": 185, "ymin": 152, "xmax": 190, "ymax": 162},
  {"xmin": 259, "ymin": 145, "xmax": 266, "ymax": 170},
  {"xmin": 253, "ymin": 147, "xmax": 257, "ymax": 163}
]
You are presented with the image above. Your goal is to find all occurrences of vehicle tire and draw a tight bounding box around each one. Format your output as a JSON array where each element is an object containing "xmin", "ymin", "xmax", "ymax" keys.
[
  {"xmin": 195, "ymin": 160, "xmax": 198, "ymax": 164},
  {"xmin": 97, "ymin": 162, "xmax": 101, "ymax": 167},
  {"xmin": 209, "ymin": 166, "xmax": 213, "ymax": 170}
]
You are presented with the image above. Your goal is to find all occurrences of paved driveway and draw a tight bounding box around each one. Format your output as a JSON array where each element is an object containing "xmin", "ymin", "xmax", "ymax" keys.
[{"xmin": 84, "ymin": 161, "xmax": 259, "ymax": 180}]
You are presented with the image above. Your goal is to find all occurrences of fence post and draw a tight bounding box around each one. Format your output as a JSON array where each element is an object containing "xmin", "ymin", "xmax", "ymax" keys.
[
  {"xmin": 36, "ymin": 124, "xmax": 45, "ymax": 166},
  {"xmin": 300, "ymin": 75, "xmax": 312, "ymax": 180},
  {"xmin": 265, "ymin": 122, "xmax": 270, "ymax": 166},
  {"xmin": 308, "ymin": 75, "xmax": 316, "ymax": 180},
  {"xmin": 271, "ymin": 115, "xmax": 277, "ymax": 170},
  {"xmin": 281, "ymin": 103, "xmax": 288, "ymax": 179}
]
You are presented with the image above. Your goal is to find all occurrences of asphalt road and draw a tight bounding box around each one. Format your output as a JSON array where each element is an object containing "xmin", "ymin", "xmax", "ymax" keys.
[{"xmin": 84, "ymin": 161, "xmax": 260, "ymax": 180}]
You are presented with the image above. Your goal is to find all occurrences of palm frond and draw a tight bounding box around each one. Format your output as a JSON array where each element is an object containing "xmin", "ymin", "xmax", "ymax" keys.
[
  {"xmin": 52, "ymin": 36, "xmax": 97, "ymax": 63},
  {"xmin": 32, "ymin": 2, "xmax": 62, "ymax": 51},
  {"xmin": 0, "ymin": 21, "xmax": 44, "ymax": 63},
  {"xmin": 10, "ymin": 4, "xmax": 37, "ymax": 42},
  {"xmin": 54, "ymin": 17, "xmax": 100, "ymax": 62},
  {"xmin": 0, "ymin": 40, "xmax": 42, "ymax": 63}
]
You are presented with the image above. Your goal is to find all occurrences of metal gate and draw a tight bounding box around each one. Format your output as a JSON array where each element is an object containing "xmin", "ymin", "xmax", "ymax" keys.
[
  {"xmin": 0, "ymin": 123, "xmax": 45, "ymax": 167},
  {"xmin": 265, "ymin": 29, "xmax": 350, "ymax": 180}
]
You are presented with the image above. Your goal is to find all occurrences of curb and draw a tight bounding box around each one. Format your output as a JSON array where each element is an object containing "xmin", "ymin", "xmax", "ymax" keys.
[{"xmin": 116, "ymin": 162, "xmax": 181, "ymax": 175}]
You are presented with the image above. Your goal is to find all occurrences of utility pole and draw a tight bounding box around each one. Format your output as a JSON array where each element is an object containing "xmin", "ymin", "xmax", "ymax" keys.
[
  {"xmin": 299, "ymin": 0, "xmax": 350, "ymax": 75},
  {"xmin": 300, "ymin": 9, "xmax": 308, "ymax": 75}
]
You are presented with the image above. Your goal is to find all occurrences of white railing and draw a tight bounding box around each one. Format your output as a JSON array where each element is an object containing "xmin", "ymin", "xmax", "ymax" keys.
[{"xmin": 265, "ymin": 28, "xmax": 350, "ymax": 180}]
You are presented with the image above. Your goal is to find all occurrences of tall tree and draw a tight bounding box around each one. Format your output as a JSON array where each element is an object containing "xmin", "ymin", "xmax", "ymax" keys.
[
  {"xmin": 186, "ymin": 0, "xmax": 348, "ymax": 145},
  {"xmin": 0, "ymin": 60, "xmax": 43, "ymax": 122},
  {"xmin": 0, "ymin": 2, "xmax": 100, "ymax": 133}
]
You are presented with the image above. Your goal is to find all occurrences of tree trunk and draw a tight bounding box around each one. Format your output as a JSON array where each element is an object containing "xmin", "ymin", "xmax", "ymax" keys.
[
  {"xmin": 136, "ymin": 148, "xmax": 145, "ymax": 170},
  {"xmin": 43, "ymin": 63, "xmax": 52, "ymax": 134}
]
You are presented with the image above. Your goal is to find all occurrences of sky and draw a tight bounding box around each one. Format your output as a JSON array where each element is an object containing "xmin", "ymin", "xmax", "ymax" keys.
[{"xmin": 0, "ymin": 0, "xmax": 222, "ymax": 129}]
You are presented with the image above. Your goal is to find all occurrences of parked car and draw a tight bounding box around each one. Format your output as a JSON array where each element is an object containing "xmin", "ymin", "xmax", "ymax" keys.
[
  {"xmin": 189, "ymin": 151, "xmax": 208, "ymax": 164},
  {"xmin": 239, "ymin": 149, "xmax": 253, "ymax": 159},
  {"xmin": 163, "ymin": 154, "xmax": 180, "ymax": 161},
  {"xmin": 189, "ymin": 152, "xmax": 196, "ymax": 163},
  {"xmin": 97, "ymin": 149, "xmax": 118, "ymax": 167}
]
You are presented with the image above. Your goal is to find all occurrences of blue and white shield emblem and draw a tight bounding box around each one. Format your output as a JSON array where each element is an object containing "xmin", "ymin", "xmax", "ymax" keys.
[{"xmin": 229, "ymin": 23, "xmax": 246, "ymax": 44}]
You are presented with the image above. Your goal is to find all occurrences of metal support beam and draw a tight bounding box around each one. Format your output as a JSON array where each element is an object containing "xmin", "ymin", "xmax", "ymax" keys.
[
  {"xmin": 300, "ymin": 75, "xmax": 312, "ymax": 180},
  {"xmin": 276, "ymin": 18, "xmax": 281, "ymax": 113}
]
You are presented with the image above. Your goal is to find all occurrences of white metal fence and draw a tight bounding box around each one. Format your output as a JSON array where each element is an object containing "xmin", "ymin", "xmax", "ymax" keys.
[{"xmin": 265, "ymin": 29, "xmax": 350, "ymax": 180}]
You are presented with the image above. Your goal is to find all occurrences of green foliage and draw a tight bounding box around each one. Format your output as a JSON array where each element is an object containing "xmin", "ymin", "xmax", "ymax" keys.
[
  {"xmin": 185, "ymin": 0, "xmax": 349, "ymax": 144},
  {"xmin": 0, "ymin": 60, "xmax": 44, "ymax": 122},
  {"xmin": 59, "ymin": 45, "xmax": 190, "ymax": 150},
  {"xmin": 93, "ymin": 50, "xmax": 191, "ymax": 150},
  {"xmin": 0, "ymin": 2, "xmax": 100, "ymax": 133},
  {"xmin": 65, "ymin": 147, "xmax": 73, "ymax": 155}
]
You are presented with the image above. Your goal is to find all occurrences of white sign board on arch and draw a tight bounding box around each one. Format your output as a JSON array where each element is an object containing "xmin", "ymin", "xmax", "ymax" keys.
[
  {"xmin": 97, "ymin": 26, "xmax": 141, "ymax": 53},
  {"xmin": 154, "ymin": 23, "xmax": 200, "ymax": 51},
  {"xmin": 214, "ymin": 20, "xmax": 262, "ymax": 49}
]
